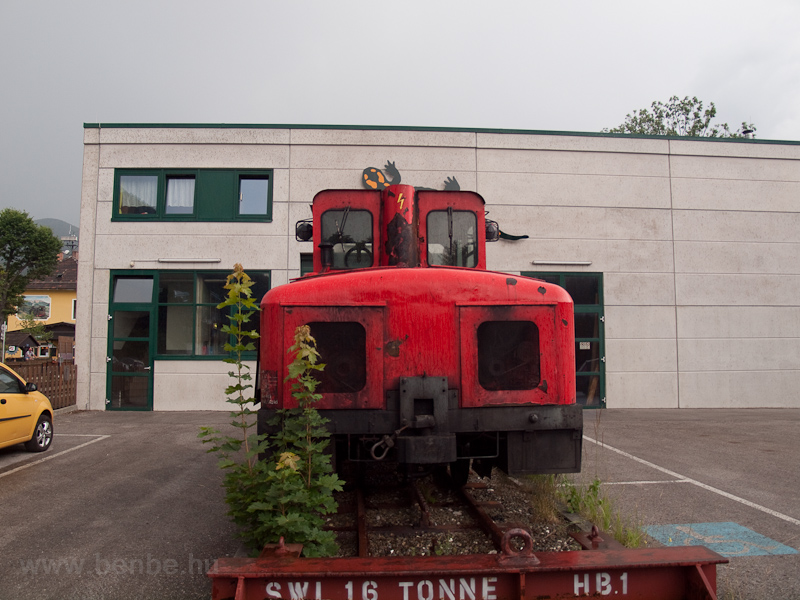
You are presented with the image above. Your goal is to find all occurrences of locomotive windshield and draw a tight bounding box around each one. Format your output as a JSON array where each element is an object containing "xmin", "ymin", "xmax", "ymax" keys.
[
  {"xmin": 427, "ymin": 209, "xmax": 478, "ymax": 267},
  {"xmin": 321, "ymin": 208, "xmax": 373, "ymax": 269}
]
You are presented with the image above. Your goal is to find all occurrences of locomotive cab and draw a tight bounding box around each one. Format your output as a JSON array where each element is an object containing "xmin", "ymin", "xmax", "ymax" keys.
[
  {"xmin": 259, "ymin": 185, "xmax": 582, "ymax": 483},
  {"xmin": 297, "ymin": 185, "xmax": 499, "ymax": 273}
]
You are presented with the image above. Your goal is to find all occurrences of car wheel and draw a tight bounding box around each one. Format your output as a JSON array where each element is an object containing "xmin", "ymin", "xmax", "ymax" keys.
[{"xmin": 25, "ymin": 415, "xmax": 53, "ymax": 452}]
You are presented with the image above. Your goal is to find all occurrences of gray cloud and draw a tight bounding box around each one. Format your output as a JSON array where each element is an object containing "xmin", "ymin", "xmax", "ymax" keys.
[{"xmin": 2, "ymin": 0, "xmax": 798, "ymax": 225}]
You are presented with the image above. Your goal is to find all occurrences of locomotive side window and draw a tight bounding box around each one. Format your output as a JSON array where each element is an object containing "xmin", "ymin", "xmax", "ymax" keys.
[
  {"xmin": 321, "ymin": 209, "xmax": 374, "ymax": 269},
  {"xmin": 427, "ymin": 210, "xmax": 478, "ymax": 267},
  {"xmin": 477, "ymin": 321, "xmax": 540, "ymax": 391},
  {"xmin": 307, "ymin": 322, "xmax": 367, "ymax": 393}
]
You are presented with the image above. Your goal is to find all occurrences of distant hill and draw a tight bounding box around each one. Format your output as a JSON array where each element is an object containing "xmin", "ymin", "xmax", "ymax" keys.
[{"xmin": 35, "ymin": 219, "xmax": 79, "ymax": 239}]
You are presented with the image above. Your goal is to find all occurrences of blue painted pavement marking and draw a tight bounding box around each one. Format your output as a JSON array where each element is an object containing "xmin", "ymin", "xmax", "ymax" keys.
[{"xmin": 644, "ymin": 522, "xmax": 799, "ymax": 557}]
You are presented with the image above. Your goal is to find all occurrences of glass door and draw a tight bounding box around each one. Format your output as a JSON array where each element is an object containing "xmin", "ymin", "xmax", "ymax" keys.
[
  {"xmin": 107, "ymin": 275, "xmax": 155, "ymax": 410},
  {"xmin": 523, "ymin": 272, "xmax": 605, "ymax": 408}
]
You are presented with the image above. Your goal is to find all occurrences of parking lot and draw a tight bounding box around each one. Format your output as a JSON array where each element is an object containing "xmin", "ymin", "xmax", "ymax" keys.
[
  {"xmin": 1, "ymin": 408, "xmax": 798, "ymax": 599},
  {"xmin": 0, "ymin": 410, "xmax": 240, "ymax": 600},
  {"xmin": 579, "ymin": 408, "xmax": 800, "ymax": 599}
]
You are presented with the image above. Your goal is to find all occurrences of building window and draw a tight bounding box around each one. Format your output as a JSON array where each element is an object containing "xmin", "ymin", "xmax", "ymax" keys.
[
  {"xmin": 155, "ymin": 271, "xmax": 270, "ymax": 358},
  {"xmin": 165, "ymin": 176, "xmax": 195, "ymax": 215},
  {"xmin": 119, "ymin": 174, "xmax": 158, "ymax": 214},
  {"xmin": 109, "ymin": 270, "xmax": 270, "ymax": 361},
  {"xmin": 300, "ymin": 253, "xmax": 313, "ymax": 276},
  {"xmin": 72, "ymin": 298, "xmax": 77, "ymax": 321},
  {"xmin": 113, "ymin": 169, "xmax": 273, "ymax": 222},
  {"xmin": 239, "ymin": 176, "xmax": 269, "ymax": 216}
]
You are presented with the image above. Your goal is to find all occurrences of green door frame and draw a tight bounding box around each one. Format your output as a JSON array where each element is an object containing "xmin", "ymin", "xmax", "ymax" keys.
[
  {"xmin": 106, "ymin": 271, "xmax": 157, "ymax": 411},
  {"xmin": 523, "ymin": 271, "xmax": 606, "ymax": 409}
]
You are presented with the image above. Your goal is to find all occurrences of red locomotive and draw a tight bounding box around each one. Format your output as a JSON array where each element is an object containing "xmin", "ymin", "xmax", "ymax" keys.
[{"xmin": 257, "ymin": 184, "xmax": 582, "ymax": 483}]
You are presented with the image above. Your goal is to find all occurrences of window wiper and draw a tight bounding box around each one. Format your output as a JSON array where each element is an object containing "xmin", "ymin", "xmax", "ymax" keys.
[
  {"xmin": 447, "ymin": 207, "xmax": 454, "ymax": 265},
  {"xmin": 335, "ymin": 206, "xmax": 351, "ymax": 251}
]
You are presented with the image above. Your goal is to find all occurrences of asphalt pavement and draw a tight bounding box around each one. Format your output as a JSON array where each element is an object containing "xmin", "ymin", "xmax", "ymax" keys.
[
  {"xmin": 0, "ymin": 408, "xmax": 797, "ymax": 600},
  {"xmin": 0, "ymin": 410, "xmax": 240, "ymax": 600},
  {"xmin": 578, "ymin": 408, "xmax": 800, "ymax": 600}
]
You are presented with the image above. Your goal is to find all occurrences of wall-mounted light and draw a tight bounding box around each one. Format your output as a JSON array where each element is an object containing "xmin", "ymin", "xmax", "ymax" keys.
[
  {"xmin": 129, "ymin": 258, "xmax": 223, "ymax": 268},
  {"xmin": 531, "ymin": 260, "xmax": 592, "ymax": 266},
  {"xmin": 157, "ymin": 258, "xmax": 222, "ymax": 264}
]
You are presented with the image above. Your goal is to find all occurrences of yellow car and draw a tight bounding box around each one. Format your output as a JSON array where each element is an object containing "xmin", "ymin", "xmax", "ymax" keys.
[{"xmin": 0, "ymin": 363, "xmax": 53, "ymax": 452}]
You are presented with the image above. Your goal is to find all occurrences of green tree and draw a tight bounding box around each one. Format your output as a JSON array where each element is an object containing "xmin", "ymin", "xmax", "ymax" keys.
[
  {"xmin": 18, "ymin": 317, "xmax": 53, "ymax": 344},
  {"xmin": 0, "ymin": 209, "xmax": 62, "ymax": 320},
  {"xmin": 604, "ymin": 96, "xmax": 756, "ymax": 138}
]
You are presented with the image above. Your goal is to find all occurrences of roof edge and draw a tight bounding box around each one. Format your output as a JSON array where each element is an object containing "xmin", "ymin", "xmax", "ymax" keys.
[{"xmin": 82, "ymin": 123, "xmax": 799, "ymax": 146}]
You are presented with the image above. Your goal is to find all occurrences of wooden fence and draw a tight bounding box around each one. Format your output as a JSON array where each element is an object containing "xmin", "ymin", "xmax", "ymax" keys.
[{"xmin": 7, "ymin": 360, "xmax": 77, "ymax": 409}]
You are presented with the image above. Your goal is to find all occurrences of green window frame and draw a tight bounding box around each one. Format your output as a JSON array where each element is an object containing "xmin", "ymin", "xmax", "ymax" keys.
[
  {"xmin": 523, "ymin": 271, "xmax": 605, "ymax": 409},
  {"xmin": 109, "ymin": 270, "xmax": 270, "ymax": 362},
  {"xmin": 112, "ymin": 169, "xmax": 273, "ymax": 222},
  {"xmin": 155, "ymin": 270, "xmax": 270, "ymax": 359}
]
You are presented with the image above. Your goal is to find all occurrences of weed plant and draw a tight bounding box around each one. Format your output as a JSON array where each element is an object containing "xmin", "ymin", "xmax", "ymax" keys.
[
  {"xmin": 200, "ymin": 265, "xmax": 342, "ymax": 557},
  {"xmin": 559, "ymin": 476, "xmax": 646, "ymax": 548}
]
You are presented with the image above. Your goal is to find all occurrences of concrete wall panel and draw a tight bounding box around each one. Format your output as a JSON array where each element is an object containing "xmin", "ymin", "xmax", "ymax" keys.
[
  {"xmin": 676, "ymin": 274, "xmax": 800, "ymax": 306},
  {"xmin": 606, "ymin": 339, "xmax": 677, "ymax": 373},
  {"xmin": 604, "ymin": 306, "xmax": 676, "ymax": 339},
  {"xmin": 673, "ymin": 209, "xmax": 800, "ymax": 242},
  {"xmin": 290, "ymin": 145, "xmax": 475, "ymax": 172},
  {"xmin": 152, "ymin": 360, "xmax": 255, "ymax": 411},
  {"xmin": 484, "ymin": 205, "xmax": 672, "ymax": 240},
  {"xmin": 489, "ymin": 239, "xmax": 673, "ymax": 273},
  {"xmin": 94, "ymin": 204, "xmax": 288, "ymax": 238},
  {"xmin": 477, "ymin": 148, "xmax": 669, "ymax": 177},
  {"xmin": 86, "ymin": 376, "xmax": 106, "ymax": 411},
  {"xmin": 289, "ymin": 168, "xmax": 369, "ymax": 202},
  {"xmin": 93, "ymin": 233, "xmax": 288, "ymax": 271},
  {"xmin": 477, "ymin": 133, "xmax": 668, "ymax": 155},
  {"xmin": 97, "ymin": 127, "xmax": 291, "ymax": 145},
  {"xmin": 479, "ymin": 172, "xmax": 672, "ymax": 209},
  {"xmin": 670, "ymin": 139, "xmax": 800, "ymax": 160},
  {"xmin": 677, "ymin": 306, "xmax": 800, "ymax": 338},
  {"xmin": 679, "ymin": 371, "xmax": 800, "ymax": 408},
  {"xmin": 606, "ymin": 372, "xmax": 679, "ymax": 408},
  {"xmin": 671, "ymin": 154, "xmax": 800, "ymax": 181},
  {"xmin": 678, "ymin": 338, "xmax": 800, "ymax": 371},
  {"xmin": 671, "ymin": 178, "xmax": 800, "ymax": 212},
  {"xmin": 90, "ymin": 301, "xmax": 110, "ymax": 340},
  {"xmin": 290, "ymin": 128, "xmax": 476, "ymax": 148},
  {"xmin": 605, "ymin": 273, "xmax": 676, "ymax": 306},
  {"xmin": 674, "ymin": 241, "xmax": 800, "ymax": 274},
  {"xmin": 99, "ymin": 144, "xmax": 291, "ymax": 169}
]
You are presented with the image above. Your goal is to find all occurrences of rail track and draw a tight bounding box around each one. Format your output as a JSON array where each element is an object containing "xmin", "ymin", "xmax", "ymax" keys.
[
  {"xmin": 208, "ymin": 463, "xmax": 728, "ymax": 599},
  {"xmin": 327, "ymin": 463, "xmax": 579, "ymax": 558}
]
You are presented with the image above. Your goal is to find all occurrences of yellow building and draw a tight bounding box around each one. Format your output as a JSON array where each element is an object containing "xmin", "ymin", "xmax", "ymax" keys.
[{"xmin": 7, "ymin": 257, "xmax": 77, "ymax": 360}]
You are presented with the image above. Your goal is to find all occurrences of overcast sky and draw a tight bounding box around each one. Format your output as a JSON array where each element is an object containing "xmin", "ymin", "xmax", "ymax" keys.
[{"xmin": 2, "ymin": 0, "xmax": 798, "ymax": 226}]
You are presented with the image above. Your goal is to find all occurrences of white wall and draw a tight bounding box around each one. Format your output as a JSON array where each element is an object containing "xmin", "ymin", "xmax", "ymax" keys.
[{"xmin": 78, "ymin": 126, "xmax": 800, "ymax": 410}]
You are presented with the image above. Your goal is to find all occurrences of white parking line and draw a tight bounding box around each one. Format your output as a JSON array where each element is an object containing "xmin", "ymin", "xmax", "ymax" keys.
[
  {"xmin": 584, "ymin": 435, "xmax": 800, "ymax": 528},
  {"xmin": 0, "ymin": 435, "xmax": 110, "ymax": 480},
  {"xmin": 603, "ymin": 480, "xmax": 691, "ymax": 486}
]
